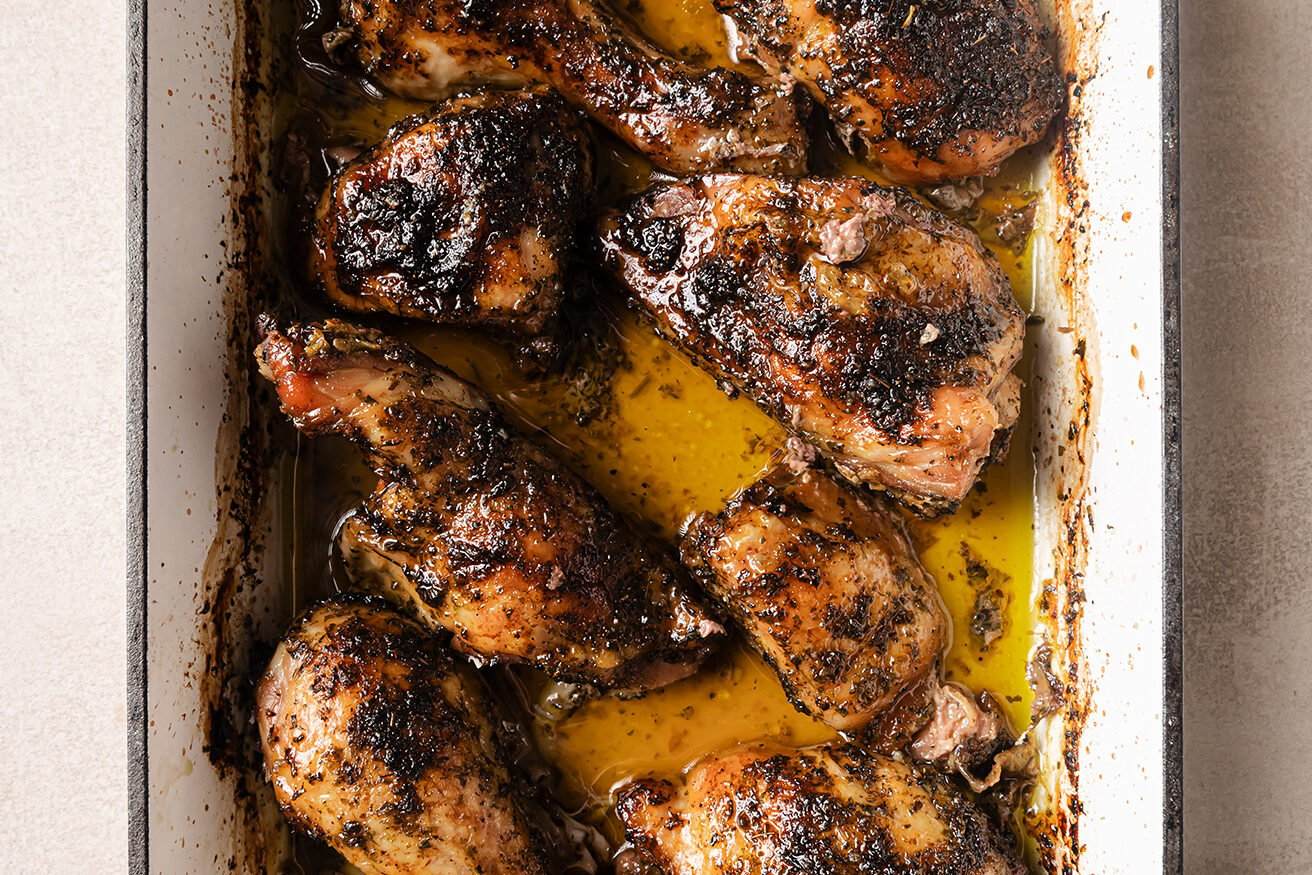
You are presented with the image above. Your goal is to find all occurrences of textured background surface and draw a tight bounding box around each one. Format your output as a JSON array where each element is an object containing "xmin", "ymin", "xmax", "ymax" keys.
[
  {"xmin": 1179, "ymin": 1, "xmax": 1312, "ymax": 872},
  {"xmin": 0, "ymin": 0, "xmax": 1305, "ymax": 870},
  {"xmin": 0, "ymin": 0, "xmax": 129, "ymax": 869}
]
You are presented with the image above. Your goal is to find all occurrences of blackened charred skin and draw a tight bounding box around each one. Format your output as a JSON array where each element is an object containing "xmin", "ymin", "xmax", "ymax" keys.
[
  {"xmin": 597, "ymin": 175, "xmax": 1026, "ymax": 515},
  {"xmin": 341, "ymin": 0, "xmax": 808, "ymax": 174},
  {"xmin": 312, "ymin": 87, "xmax": 592, "ymax": 361},
  {"xmin": 255, "ymin": 597, "xmax": 550, "ymax": 874},
  {"xmin": 254, "ymin": 318, "xmax": 724, "ymax": 691},
  {"xmin": 682, "ymin": 465, "xmax": 946, "ymax": 732},
  {"xmin": 717, "ymin": 0, "xmax": 1062, "ymax": 182},
  {"xmin": 615, "ymin": 215, "xmax": 685, "ymax": 276},
  {"xmin": 617, "ymin": 741, "xmax": 1025, "ymax": 874}
]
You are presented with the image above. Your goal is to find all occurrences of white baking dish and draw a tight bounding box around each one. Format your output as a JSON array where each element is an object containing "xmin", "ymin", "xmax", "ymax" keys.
[{"xmin": 127, "ymin": 0, "xmax": 1182, "ymax": 870}]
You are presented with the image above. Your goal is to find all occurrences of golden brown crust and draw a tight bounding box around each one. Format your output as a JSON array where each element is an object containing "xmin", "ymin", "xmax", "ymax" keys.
[
  {"xmin": 256, "ymin": 597, "xmax": 550, "ymax": 874},
  {"xmin": 616, "ymin": 741, "xmax": 1025, "ymax": 874},
  {"xmin": 254, "ymin": 318, "xmax": 724, "ymax": 691},
  {"xmin": 719, "ymin": 0, "xmax": 1062, "ymax": 182},
  {"xmin": 341, "ymin": 0, "xmax": 808, "ymax": 174},
  {"xmin": 312, "ymin": 87, "xmax": 592, "ymax": 361},
  {"xmin": 683, "ymin": 465, "xmax": 946, "ymax": 731},
  {"xmin": 597, "ymin": 174, "xmax": 1025, "ymax": 515}
]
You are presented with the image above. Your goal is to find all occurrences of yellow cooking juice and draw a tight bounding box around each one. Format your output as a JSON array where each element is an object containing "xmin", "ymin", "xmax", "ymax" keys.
[{"xmin": 286, "ymin": 0, "xmax": 1044, "ymax": 853}]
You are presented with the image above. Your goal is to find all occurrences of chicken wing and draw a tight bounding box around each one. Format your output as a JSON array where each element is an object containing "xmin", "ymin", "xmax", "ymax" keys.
[
  {"xmin": 719, "ymin": 0, "xmax": 1061, "ymax": 182},
  {"xmin": 617, "ymin": 741, "xmax": 1024, "ymax": 874},
  {"xmin": 339, "ymin": 0, "xmax": 807, "ymax": 174},
  {"xmin": 682, "ymin": 464, "xmax": 945, "ymax": 732},
  {"xmin": 255, "ymin": 318, "xmax": 723, "ymax": 691},
  {"xmin": 311, "ymin": 87, "xmax": 592, "ymax": 361},
  {"xmin": 256, "ymin": 597, "xmax": 549, "ymax": 874},
  {"xmin": 597, "ymin": 174, "xmax": 1024, "ymax": 515}
]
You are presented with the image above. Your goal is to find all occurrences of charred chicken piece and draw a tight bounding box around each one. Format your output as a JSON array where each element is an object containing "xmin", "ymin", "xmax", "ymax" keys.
[
  {"xmin": 312, "ymin": 87, "xmax": 592, "ymax": 362},
  {"xmin": 718, "ymin": 0, "xmax": 1061, "ymax": 182},
  {"xmin": 256, "ymin": 597, "xmax": 549, "ymax": 874},
  {"xmin": 683, "ymin": 464, "xmax": 945, "ymax": 731},
  {"xmin": 598, "ymin": 175, "xmax": 1024, "ymax": 515},
  {"xmin": 617, "ymin": 741, "xmax": 1024, "ymax": 874},
  {"xmin": 255, "ymin": 319, "xmax": 723, "ymax": 691},
  {"xmin": 340, "ymin": 0, "xmax": 807, "ymax": 174}
]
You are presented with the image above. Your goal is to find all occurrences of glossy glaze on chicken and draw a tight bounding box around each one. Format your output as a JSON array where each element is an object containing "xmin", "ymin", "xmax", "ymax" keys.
[
  {"xmin": 617, "ymin": 741, "xmax": 1025, "ymax": 874},
  {"xmin": 598, "ymin": 174, "xmax": 1025, "ymax": 515},
  {"xmin": 683, "ymin": 464, "xmax": 946, "ymax": 732},
  {"xmin": 252, "ymin": 0, "xmax": 1065, "ymax": 863},
  {"xmin": 719, "ymin": 0, "xmax": 1061, "ymax": 182},
  {"xmin": 312, "ymin": 87, "xmax": 592, "ymax": 361},
  {"xmin": 256, "ymin": 318, "xmax": 724, "ymax": 691},
  {"xmin": 256, "ymin": 597, "xmax": 549, "ymax": 874},
  {"xmin": 338, "ymin": 0, "xmax": 808, "ymax": 174}
]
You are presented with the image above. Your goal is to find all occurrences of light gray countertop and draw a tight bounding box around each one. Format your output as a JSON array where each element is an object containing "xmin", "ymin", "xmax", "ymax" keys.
[
  {"xmin": 1180, "ymin": 1, "xmax": 1312, "ymax": 871},
  {"xmin": 0, "ymin": 0, "xmax": 128, "ymax": 869},
  {"xmin": 0, "ymin": 0, "xmax": 1304, "ymax": 869}
]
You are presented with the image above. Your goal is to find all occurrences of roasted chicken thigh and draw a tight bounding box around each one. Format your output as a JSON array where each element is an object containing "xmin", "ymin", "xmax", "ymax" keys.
[
  {"xmin": 256, "ymin": 597, "xmax": 549, "ymax": 874},
  {"xmin": 719, "ymin": 0, "xmax": 1061, "ymax": 182},
  {"xmin": 256, "ymin": 318, "xmax": 723, "ymax": 691},
  {"xmin": 683, "ymin": 464, "xmax": 946, "ymax": 731},
  {"xmin": 339, "ymin": 0, "xmax": 807, "ymax": 174},
  {"xmin": 311, "ymin": 87, "xmax": 592, "ymax": 360},
  {"xmin": 598, "ymin": 174, "xmax": 1025, "ymax": 514},
  {"xmin": 617, "ymin": 741, "xmax": 1024, "ymax": 874}
]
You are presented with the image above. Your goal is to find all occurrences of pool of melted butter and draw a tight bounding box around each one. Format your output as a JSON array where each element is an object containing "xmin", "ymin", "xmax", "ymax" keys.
[{"xmin": 285, "ymin": 0, "xmax": 1046, "ymax": 854}]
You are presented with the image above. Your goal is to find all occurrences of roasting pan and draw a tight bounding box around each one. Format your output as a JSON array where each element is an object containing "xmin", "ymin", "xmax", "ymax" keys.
[{"xmin": 127, "ymin": 0, "xmax": 1182, "ymax": 870}]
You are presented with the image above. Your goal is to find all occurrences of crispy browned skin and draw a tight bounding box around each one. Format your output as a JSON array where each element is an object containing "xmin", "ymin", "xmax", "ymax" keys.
[
  {"xmin": 256, "ymin": 598, "xmax": 549, "ymax": 874},
  {"xmin": 617, "ymin": 741, "xmax": 1024, "ymax": 874},
  {"xmin": 312, "ymin": 87, "xmax": 592, "ymax": 360},
  {"xmin": 597, "ymin": 174, "xmax": 1024, "ymax": 515},
  {"xmin": 719, "ymin": 0, "xmax": 1061, "ymax": 182},
  {"xmin": 683, "ymin": 465, "xmax": 945, "ymax": 731},
  {"xmin": 255, "ymin": 319, "xmax": 724, "ymax": 691},
  {"xmin": 340, "ymin": 0, "xmax": 807, "ymax": 174}
]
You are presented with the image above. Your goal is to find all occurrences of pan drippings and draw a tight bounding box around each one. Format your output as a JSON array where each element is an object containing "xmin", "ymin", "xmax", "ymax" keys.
[{"xmin": 277, "ymin": 0, "xmax": 1046, "ymax": 864}]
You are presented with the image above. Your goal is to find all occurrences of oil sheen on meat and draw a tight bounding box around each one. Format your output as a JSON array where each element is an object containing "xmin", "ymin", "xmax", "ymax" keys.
[
  {"xmin": 257, "ymin": 319, "xmax": 724, "ymax": 692},
  {"xmin": 256, "ymin": 597, "xmax": 550, "ymax": 874},
  {"xmin": 278, "ymin": 0, "xmax": 1048, "ymax": 862},
  {"xmin": 718, "ymin": 0, "xmax": 1062, "ymax": 182},
  {"xmin": 311, "ymin": 87, "xmax": 593, "ymax": 361},
  {"xmin": 617, "ymin": 741, "xmax": 1025, "ymax": 874},
  {"xmin": 339, "ymin": 0, "xmax": 807, "ymax": 174},
  {"xmin": 597, "ymin": 174, "xmax": 1025, "ymax": 515}
]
